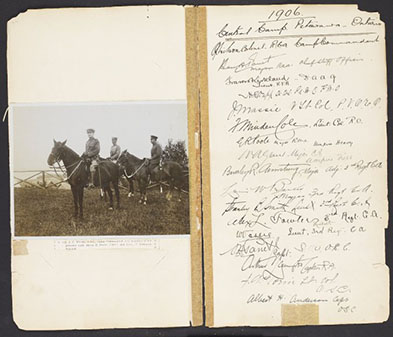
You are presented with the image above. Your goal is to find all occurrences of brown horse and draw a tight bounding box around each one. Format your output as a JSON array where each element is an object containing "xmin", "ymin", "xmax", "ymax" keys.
[
  {"xmin": 47, "ymin": 140, "xmax": 120, "ymax": 218},
  {"xmin": 117, "ymin": 150, "xmax": 185, "ymax": 204},
  {"xmin": 156, "ymin": 159, "xmax": 185, "ymax": 202},
  {"xmin": 117, "ymin": 151, "xmax": 149, "ymax": 204},
  {"xmin": 119, "ymin": 167, "xmax": 135, "ymax": 198},
  {"xmin": 93, "ymin": 159, "xmax": 121, "ymax": 210}
]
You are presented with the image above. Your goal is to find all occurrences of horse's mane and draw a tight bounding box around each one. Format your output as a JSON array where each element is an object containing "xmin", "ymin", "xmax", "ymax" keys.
[
  {"xmin": 125, "ymin": 152, "xmax": 143, "ymax": 163},
  {"xmin": 63, "ymin": 145, "xmax": 81, "ymax": 159}
]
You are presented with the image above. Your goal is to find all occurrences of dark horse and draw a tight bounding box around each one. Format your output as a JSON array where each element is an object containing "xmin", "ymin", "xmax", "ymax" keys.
[
  {"xmin": 47, "ymin": 140, "xmax": 120, "ymax": 218},
  {"xmin": 117, "ymin": 151, "xmax": 149, "ymax": 204},
  {"xmin": 117, "ymin": 150, "xmax": 185, "ymax": 204},
  {"xmin": 118, "ymin": 167, "xmax": 135, "ymax": 198}
]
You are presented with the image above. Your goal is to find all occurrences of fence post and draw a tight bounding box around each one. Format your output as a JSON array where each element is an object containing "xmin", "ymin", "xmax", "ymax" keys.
[{"xmin": 42, "ymin": 171, "xmax": 46, "ymax": 188}]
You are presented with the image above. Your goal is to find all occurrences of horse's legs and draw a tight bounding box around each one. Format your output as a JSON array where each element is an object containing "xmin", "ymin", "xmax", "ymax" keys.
[
  {"xmin": 128, "ymin": 178, "xmax": 134, "ymax": 198},
  {"xmin": 159, "ymin": 175, "xmax": 163, "ymax": 194},
  {"xmin": 114, "ymin": 181, "xmax": 120, "ymax": 209},
  {"xmin": 71, "ymin": 185, "xmax": 78, "ymax": 217},
  {"xmin": 143, "ymin": 183, "xmax": 147, "ymax": 205},
  {"xmin": 139, "ymin": 189, "xmax": 147, "ymax": 204},
  {"xmin": 138, "ymin": 179, "xmax": 144, "ymax": 204},
  {"xmin": 106, "ymin": 185, "xmax": 114, "ymax": 210},
  {"xmin": 153, "ymin": 168, "xmax": 163, "ymax": 193},
  {"xmin": 79, "ymin": 187, "xmax": 84, "ymax": 218},
  {"xmin": 166, "ymin": 179, "xmax": 174, "ymax": 201},
  {"xmin": 176, "ymin": 178, "xmax": 182, "ymax": 202},
  {"xmin": 138, "ymin": 180, "xmax": 147, "ymax": 205},
  {"xmin": 156, "ymin": 169, "xmax": 163, "ymax": 194},
  {"xmin": 169, "ymin": 180, "xmax": 173, "ymax": 201},
  {"xmin": 144, "ymin": 179, "xmax": 149, "ymax": 205}
]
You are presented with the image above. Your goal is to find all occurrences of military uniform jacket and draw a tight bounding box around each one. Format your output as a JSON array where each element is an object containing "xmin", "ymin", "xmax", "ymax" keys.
[
  {"xmin": 84, "ymin": 137, "xmax": 100, "ymax": 158},
  {"xmin": 150, "ymin": 143, "xmax": 162, "ymax": 165},
  {"xmin": 110, "ymin": 144, "xmax": 121, "ymax": 160}
]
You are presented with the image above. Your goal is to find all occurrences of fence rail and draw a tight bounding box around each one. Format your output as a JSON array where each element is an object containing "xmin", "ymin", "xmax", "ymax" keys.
[
  {"xmin": 14, "ymin": 169, "xmax": 190, "ymax": 193},
  {"xmin": 14, "ymin": 170, "xmax": 69, "ymax": 189}
]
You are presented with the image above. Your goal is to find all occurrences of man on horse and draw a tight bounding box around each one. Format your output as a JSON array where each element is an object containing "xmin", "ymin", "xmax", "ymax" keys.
[
  {"xmin": 110, "ymin": 137, "xmax": 121, "ymax": 161},
  {"xmin": 147, "ymin": 134, "xmax": 162, "ymax": 182},
  {"xmin": 83, "ymin": 128, "xmax": 100, "ymax": 188}
]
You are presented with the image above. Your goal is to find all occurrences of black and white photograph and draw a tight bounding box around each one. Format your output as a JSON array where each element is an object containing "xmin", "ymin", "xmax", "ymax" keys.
[{"xmin": 10, "ymin": 101, "xmax": 190, "ymax": 237}]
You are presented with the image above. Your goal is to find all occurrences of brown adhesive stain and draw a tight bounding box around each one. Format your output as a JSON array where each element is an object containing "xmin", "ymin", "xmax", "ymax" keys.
[
  {"xmin": 185, "ymin": 6, "xmax": 203, "ymax": 326},
  {"xmin": 281, "ymin": 304, "xmax": 319, "ymax": 326},
  {"xmin": 13, "ymin": 240, "xmax": 28, "ymax": 256}
]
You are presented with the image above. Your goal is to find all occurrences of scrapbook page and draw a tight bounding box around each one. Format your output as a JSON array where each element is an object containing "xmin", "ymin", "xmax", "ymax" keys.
[
  {"xmin": 201, "ymin": 4, "xmax": 389, "ymax": 327},
  {"xmin": 7, "ymin": 4, "xmax": 388, "ymax": 329},
  {"xmin": 8, "ymin": 6, "xmax": 202, "ymax": 329}
]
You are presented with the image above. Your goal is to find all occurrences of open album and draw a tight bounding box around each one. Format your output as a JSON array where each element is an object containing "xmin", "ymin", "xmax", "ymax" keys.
[{"xmin": 8, "ymin": 4, "xmax": 388, "ymax": 329}]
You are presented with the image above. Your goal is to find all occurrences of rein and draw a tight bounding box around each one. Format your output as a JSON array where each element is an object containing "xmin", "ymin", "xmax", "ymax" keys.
[
  {"xmin": 51, "ymin": 158, "xmax": 83, "ymax": 181},
  {"xmin": 123, "ymin": 159, "xmax": 148, "ymax": 179},
  {"xmin": 66, "ymin": 160, "xmax": 83, "ymax": 180}
]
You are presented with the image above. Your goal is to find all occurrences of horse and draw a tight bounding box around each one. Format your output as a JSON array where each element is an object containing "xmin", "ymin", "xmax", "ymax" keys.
[
  {"xmin": 93, "ymin": 159, "xmax": 121, "ymax": 210},
  {"xmin": 117, "ymin": 150, "xmax": 149, "ymax": 204},
  {"xmin": 159, "ymin": 160, "xmax": 185, "ymax": 202},
  {"xmin": 117, "ymin": 150, "xmax": 185, "ymax": 204},
  {"xmin": 100, "ymin": 159, "xmax": 134, "ymax": 200},
  {"xmin": 118, "ymin": 166, "xmax": 135, "ymax": 198},
  {"xmin": 47, "ymin": 140, "xmax": 120, "ymax": 218}
]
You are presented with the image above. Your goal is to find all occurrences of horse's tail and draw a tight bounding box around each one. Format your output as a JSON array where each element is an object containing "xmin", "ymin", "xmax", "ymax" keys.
[{"xmin": 162, "ymin": 161, "xmax": 185, "ymax": 187}]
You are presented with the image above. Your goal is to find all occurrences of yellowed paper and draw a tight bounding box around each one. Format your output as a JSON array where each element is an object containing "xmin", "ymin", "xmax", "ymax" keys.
[
  {"xmin": 204, "ymin": 4, "xmax": 388, "ymax": 326},
  {"xmin": 8, "ymin": 6, "xmax": 198, "ymax": 329},
  {"xmin": 7, "ymin": 6, "xmax": 186, "ymax": 103}
]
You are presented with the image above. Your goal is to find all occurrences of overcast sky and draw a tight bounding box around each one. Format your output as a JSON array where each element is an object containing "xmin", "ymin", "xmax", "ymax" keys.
[{"xmin": 11, "ymin": 101, "xmax": 187, "ymax": 171}]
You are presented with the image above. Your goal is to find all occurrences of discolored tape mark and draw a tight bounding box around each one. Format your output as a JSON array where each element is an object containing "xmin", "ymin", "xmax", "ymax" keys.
[
  {"xmin": 281, "ymin": 304, "xmax": 319, "ymax": 326},
  {"xmin": 13, "ymin": 240, "xmax": 28, "ymax": 256}
]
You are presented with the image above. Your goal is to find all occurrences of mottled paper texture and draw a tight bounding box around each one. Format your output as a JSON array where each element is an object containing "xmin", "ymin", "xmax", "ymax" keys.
[{"xmin": 203, "ymin": 4, "xmax": 388, "ymax": 327}]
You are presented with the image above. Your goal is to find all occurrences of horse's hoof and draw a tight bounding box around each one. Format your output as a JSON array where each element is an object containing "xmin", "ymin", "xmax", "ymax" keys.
[
  {"xmin": 128, "ymin": 192, "xmax": 134, "ymax": 198},
  {"xmin": 109, "ymin": 207, "xmax": 114, "ymax": 211},
  {"xmin": 143, "ymin": 201, "xmax": 147, "ymax": 205}
]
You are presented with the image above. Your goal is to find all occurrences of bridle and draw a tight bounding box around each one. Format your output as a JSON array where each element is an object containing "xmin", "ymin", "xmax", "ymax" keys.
[
  {"xmin": 49, "ymin": 149, "xmax": 83, "ymax": 181},
  {"xmin": 119, "ymin": 152, "xmax": 148, "ymax": 179}
]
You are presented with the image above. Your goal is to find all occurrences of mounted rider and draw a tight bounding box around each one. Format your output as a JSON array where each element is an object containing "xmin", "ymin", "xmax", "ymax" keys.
[
  {"xmin": 82, "ymin": 128, "xmax": 100, "ymax": 188},
  {"xmin": 147, "ymin": 134, "xmax": 162, "ymax": 182},
  {"xmin": 110, "ymin": 137, "xmax": 121, "ymax": 161}
]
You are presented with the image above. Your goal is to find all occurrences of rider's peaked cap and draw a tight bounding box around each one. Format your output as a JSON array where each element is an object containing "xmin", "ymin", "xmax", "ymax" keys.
[
  {"xmin": 86, "ymin": 128, "xmax": 95, "ymax": 133},
  {"xmin": 150, "ymin": 135, "xmax": 158, "ymax": 140}
]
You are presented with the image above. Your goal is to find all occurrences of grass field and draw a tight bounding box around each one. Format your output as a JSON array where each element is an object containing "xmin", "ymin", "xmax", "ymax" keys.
[{"xmin": 14, "ymin": 187, "xmax": 190, "ymax": 236}]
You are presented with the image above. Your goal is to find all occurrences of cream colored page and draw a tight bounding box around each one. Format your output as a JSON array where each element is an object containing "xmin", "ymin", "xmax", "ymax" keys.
[
  {"xmin": 12, "ymin": 238, "xmax": 191, "ymax": 329},
  {"xmin": 8, "ymin": 6, "xmax": 186, "ymax": 103},
  {"xmin": 9, "ymin": 6, "xmax": 192, "ymax": 329},
  {"xmin": 206, "ymin": 5, "xmax": 388, "ymax": 326}
]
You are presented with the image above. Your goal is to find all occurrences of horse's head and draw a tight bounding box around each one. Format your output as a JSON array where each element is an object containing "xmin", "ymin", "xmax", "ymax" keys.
[
  {"xmin": 47, "ymin": 139, "xmax": 67, "ymax": 166},
  {"xmin": 117, "ymin": 149, "xmax": 128, "ymax": 167}
]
